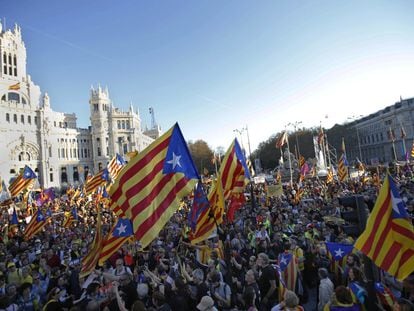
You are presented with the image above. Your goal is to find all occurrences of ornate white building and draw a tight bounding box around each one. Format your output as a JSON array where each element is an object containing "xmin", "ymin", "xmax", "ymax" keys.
[{"xmin": 0, "ymin": 23, "xmax": 160, "ymax": 188}]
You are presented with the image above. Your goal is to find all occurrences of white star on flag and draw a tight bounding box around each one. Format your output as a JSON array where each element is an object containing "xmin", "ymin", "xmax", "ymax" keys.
[
  {"xmin": 280, "ymin": 256, "xmax": 288, "ymax": 265},
  {"xmin": 391, "ymin": 193, "xmax": 404, "ymax": 215},
  {"xmin": 167, "ymin": 152, "xmax": 182, "ymax": 169},
  {"xmin": 334, "ymin": 248, "xmax": 344, "ymax": 258},
  {"xmin": 116, "ymin": 223, "xmax": 127, "ymax": 235}
]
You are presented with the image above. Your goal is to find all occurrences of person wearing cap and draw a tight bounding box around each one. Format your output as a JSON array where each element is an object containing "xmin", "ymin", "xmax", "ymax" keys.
[{"xmin": 197, "ymin": 295, "xmax": 218, "ymax": 311}]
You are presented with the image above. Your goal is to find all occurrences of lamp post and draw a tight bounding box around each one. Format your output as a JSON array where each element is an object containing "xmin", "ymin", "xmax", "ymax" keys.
[{"xmin": 288, "ymin": 121, "xmax": 302, "ymax": 159}]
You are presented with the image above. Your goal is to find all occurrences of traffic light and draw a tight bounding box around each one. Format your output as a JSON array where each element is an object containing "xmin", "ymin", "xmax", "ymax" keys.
[{"xmin": 338, "ymin": 195, "xmax": 369, "ymax": 237}]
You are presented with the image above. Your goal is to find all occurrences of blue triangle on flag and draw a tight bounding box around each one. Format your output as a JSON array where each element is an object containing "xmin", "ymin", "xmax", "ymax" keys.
[
  {"xmin": 326, "ymin": 242, "xmax": 354, "ymax": 260},
  {"xmin": 388, "ymin": 175, "xmax": 408, "ymax": 219},
  {"xmin": 163, "ymin": 123, "xmax": 199, "ymax": 179},
  {"xmin": 279, "ymin": 252, "xmax": 292, "ymax": 271},
  {"xmin": 113, "ymin": 218, "xmax": 133, "ymax": 237}
]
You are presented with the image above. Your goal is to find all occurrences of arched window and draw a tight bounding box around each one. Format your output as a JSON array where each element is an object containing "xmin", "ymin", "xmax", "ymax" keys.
[
  {"xmin": 18, "ymin": 152, "xmax": 30, "ymax": 161},
  {"xmin": 98, "ymin": 162, "xmax": 103, "ymax": 170},
  {"xmin": 9, "ymin": 93, "xmax": 19, "ymax": 102}
]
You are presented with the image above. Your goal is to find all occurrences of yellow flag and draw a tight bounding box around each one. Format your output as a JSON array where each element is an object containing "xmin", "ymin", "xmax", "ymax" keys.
[{"xmin": 8, "ymin": 82, "xmax": 20, "ymax": 90}]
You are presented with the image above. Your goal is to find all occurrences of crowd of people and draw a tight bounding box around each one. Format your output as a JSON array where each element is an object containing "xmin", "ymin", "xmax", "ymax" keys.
[{"xmin": 0, "ymin": 169, "xmax": 413, "ymax": 311}]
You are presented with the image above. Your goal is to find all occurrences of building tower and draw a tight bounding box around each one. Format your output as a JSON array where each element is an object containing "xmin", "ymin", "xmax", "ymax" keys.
[
  {"xmin": 0, "ymin": 23, "xmax": 27, "ymax": 82},
  {"xmin": 89, "ymin": 85, "xmax": 110, "ymax": 172}
]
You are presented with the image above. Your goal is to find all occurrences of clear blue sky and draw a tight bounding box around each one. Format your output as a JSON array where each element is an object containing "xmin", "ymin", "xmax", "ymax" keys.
[{"xmin": 4, "ymin": 0, "xmax": 414, "ymax": 152}]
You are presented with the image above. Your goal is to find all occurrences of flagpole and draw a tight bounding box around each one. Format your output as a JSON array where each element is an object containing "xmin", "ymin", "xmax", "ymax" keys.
[
  {"xmin": 326, "ymin": 134, "xmax": 332, "ymax": 169},
  {"xmin": 285, "ymin": 130, "xmax": 293, "ymax": 186},
  {"xmin": 244, "ymin": 125, "xmax": 256, "ymax": 210}
]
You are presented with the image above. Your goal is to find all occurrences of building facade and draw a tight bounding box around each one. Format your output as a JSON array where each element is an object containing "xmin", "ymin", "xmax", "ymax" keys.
[
  {"xmin": 0, "ymin": 24, "xmax": 160, "ymax": 188},
  {"xmin": 348, "ymin": 97, "xmax": 414, "ymax": 165}
]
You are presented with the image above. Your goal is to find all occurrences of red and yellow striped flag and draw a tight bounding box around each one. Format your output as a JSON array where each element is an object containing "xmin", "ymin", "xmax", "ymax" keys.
[
  {"xmin": 24, "ymin": 210, "xmax": 46, "ymax": 240},
  {"xmin": 337, "ymin": 154, "xmax": 348, "ymax": 182},
  {"xmin": 80, "ymin": 207, "xmax": 103, "ymax": 278},
  {"xmin": 410, "ymin": 141, "xmax": 414, "ymax": 160},
  {"xmin": 190, "ymin": 139, "xmax": 250, "ymax": 244},
  {"xmin": 98, "ymin": 218, "xmax": 133, "ymax": 266},
  {"xmin": 110, "ymin": 123, "xmax": 199, "ymax": 249},
  {"xmin": 107, "ymin": 154, "xmax": 126, "ymax": 181},
  {"xmin": 9, "ymin": 166, "xmax": 37, "ymax": 197},
  {"xmin": 85, "ymin": 169, "xmax": 110, "ymax": 194},
  {"xmin": 326, "ymin": 168, "xmax": 334, "ymax": 184},
  {"xmin": 354, "ymin": 174, "xmax": 414, "ymax": 280}
]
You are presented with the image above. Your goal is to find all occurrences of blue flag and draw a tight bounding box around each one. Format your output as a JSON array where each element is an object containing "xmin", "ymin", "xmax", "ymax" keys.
[
  {"xmin": 36, "ymin": 210, "xmax": 45, "ymax": 222},
  {"xmin": 188, "ymin": 182, "xmax": 210, "ymax": 232},
  {"xmin": 163, "ymin": 124, "xmax": 200, "ymax": 179},
  {"xmin": 116, "ymin": 153, "xmax": 126, "ymax": 166},
  {"xmin": 45, "ymin": 208, "xmax": 53, "ymax": 218},
  {"xmin": 102, "ymin": 186, "xmax": 109, "ymax": 198},
  {"xmin": 388, "ymin": 175, "xmax": 408, "ymax": 219},
  {"xmin": 71, "ymin": 207, "xmax": 78, "ymax": 220},
  {"xmin": 23, "ymin": 166, "xmax": 37, "ymax": 179},
  {"xmin": 278, "ymin": 252, "xmax": 293, "ymax": 271},
  {"xmin": 234, "ymin": 139, "xmax": 251, "ymax": 179},
  {"xmin": 101, "ymin": 168, "xmax": 111, "ymax": 182},
  {"xmin": 326, "ymin": 242, "xmax": 354, "ymax": 261},
  {"xmin": 113, "ymin": 218, "xmax": 133, "ymax": 237},
  {"xmin": 10, "ymin": 208, "xmax": 18, "ymax": 226}
]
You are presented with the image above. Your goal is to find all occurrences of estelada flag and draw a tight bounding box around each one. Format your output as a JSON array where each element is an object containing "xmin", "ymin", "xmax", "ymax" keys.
[
  {"xmin": 354, "ymin": 173, "xmax": 414, "ymax": 280},
  {"xmin": 109, "ymin": 123, "xmax": 199, "ymax": 249}
]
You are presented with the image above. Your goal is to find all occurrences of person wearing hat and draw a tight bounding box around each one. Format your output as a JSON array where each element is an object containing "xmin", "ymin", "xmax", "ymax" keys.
[{"xmin": 197, "ymin": 295, "xmax": 218, "ymax": 311}]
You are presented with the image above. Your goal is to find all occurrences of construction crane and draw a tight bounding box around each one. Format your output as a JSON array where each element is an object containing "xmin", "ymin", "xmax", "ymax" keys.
[{"xmin": 149, "ymin": 107, "xmax": 157, "ymax": 129}]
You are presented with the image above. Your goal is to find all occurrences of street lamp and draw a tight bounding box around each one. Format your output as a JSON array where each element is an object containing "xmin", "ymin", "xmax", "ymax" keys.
[
  {"xmin": 287, "ymin": 121, "xmax": 302, "ymax": 159},
  {"xmin": 347, "ymin": 115, "xmax": 363, "ymax": 161}
]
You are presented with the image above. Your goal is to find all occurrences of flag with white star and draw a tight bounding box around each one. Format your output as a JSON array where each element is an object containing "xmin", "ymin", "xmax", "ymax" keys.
[
  {"xmin": 113, "ymin": 218, "xmax": 133, "ymax": 237},
  {"xmin": 24, "ymin": 209, "xmax": 47, "ymax": 240},
  {"xmin": 85, "ymin": 169, "xmax": 111, "ymax": 194},
  {"xmin": 8, "ymin": 166, "xmax": 37, "ymax": 198},
  {"xmin": 325, "ymin": 242, "xmax": 354, "ymax": 261},
  {"xmin": 278, "ymin": 252, "xmax": 299, "ymax": 292},
  {"xmin": 189, "ymin": 138, "xmax": 250, "ymax": 244},
  {"xmin": 355, "ymin": 173, "xmax": 414, "ymax": 280},
  {"xmin": 109, "ymin": 123, "xmax": 199, "ymax": 249}
]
